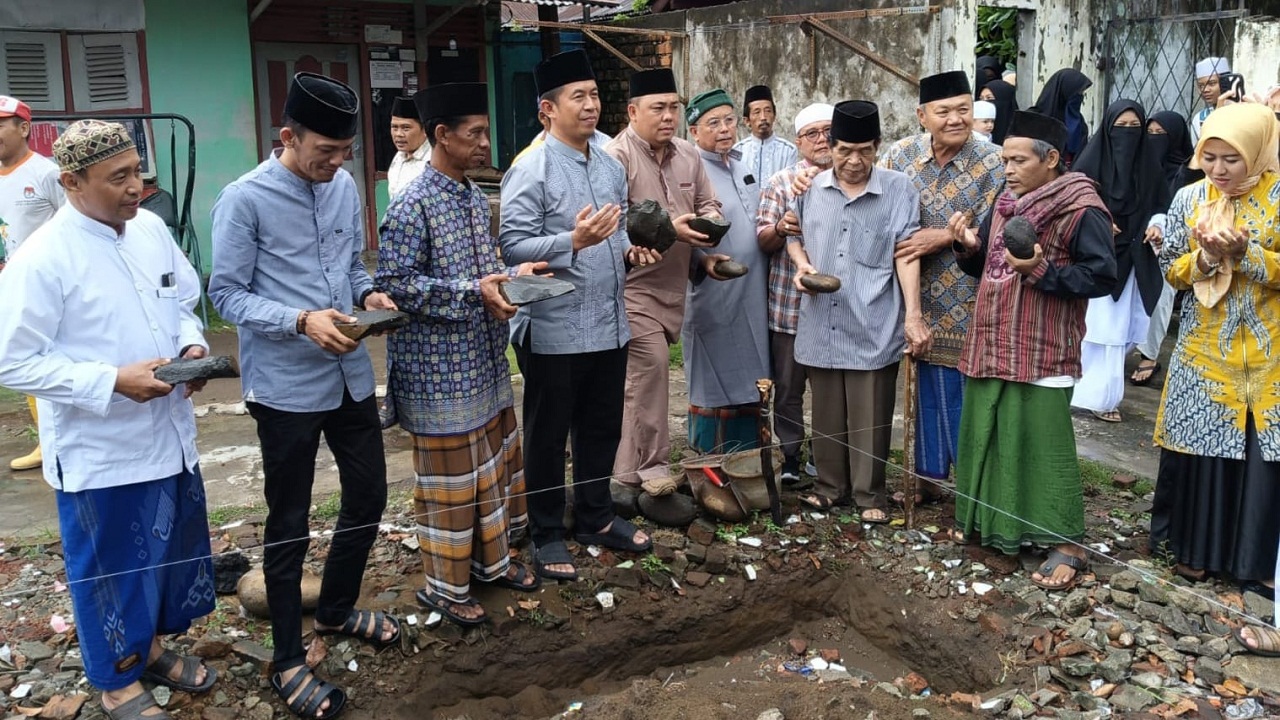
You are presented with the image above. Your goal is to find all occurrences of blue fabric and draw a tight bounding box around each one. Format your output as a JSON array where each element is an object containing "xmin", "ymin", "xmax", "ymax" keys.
[
  {"xmin": 1065, "ymin": 94, "xmax": 1088, "ymax": 156},
  {"xmin": 209, "ymin": 153, "xmax": 376, "ymax": 412},
  {"xmin": 57, "ymin": 468, "xmax": 215, "ymax": 690},
  {"xmin": 914, "ymin": 361, "xmax": 965, "ymax": 480}
]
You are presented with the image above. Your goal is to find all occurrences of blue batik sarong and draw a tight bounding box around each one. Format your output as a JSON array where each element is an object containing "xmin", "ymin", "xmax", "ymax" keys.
[
  {"xmin": 56, "ymin": 467, "xmax": 215, "ymax": 690},
  {"xmin": 914, "ymin": 361, "xmax": 965, "ymax": 481}
]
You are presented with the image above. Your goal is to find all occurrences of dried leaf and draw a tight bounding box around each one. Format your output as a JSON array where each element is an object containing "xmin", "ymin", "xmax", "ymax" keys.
[
  {"xmin": 1223, "ymin": 678, "xmax": 1248, "ymax": 696},
  {"xmin": 517, "ymin": 599, "xmax": 540, "ymax": 611}
]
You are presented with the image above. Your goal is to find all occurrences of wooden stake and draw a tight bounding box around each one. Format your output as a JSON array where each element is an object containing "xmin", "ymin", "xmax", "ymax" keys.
[{"xmin": 901, "ymin": 353, "xmax": 919, "ymax": 530}]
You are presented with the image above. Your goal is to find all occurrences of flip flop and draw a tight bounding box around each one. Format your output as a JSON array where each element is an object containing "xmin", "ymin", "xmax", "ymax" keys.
[
  {"xmin": 534, "ymin": 541, "xmax": 579, "ymax": 582},
  {"xmin": 799, "ymin": 493, "xmax": 834, "ymax": 511},
  {"xmin": 415, "ymin": 589, "xmax": 488, "ymax": 627},
  {"xmin": 142, "ymin": 649, "xmax": 217, "ymax": 694},
  {"xmin": 575, "ymin": 516, "xmax": 652, "ymax": 553},
  {"xmin": 477, "ymin": 561, "xmax": 542, "ymax": 593},
  {"xmin": 1091, "ymin": 410, "xmax": 1122, "ymax": 423},
  {"xmin": 1031, "ymin": 548, "xmax": 1088, "ymax": 591},
  {"xmin": 858, "ymin": 507, "xmax": 890, "ymax": 525},
  {"xmin": 313, "ymin": 608, "xmax": 401, "ymax": 650},
  {"xmin": 1233, "ymin": 625, "xmax": 1280, "ymax": 658},
  {"xmin": 1129, "ymin": 360, "xmax": 1162, "ymax": 386}
]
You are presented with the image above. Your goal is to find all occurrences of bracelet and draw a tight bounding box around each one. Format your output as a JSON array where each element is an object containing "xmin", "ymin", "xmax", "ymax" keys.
[{"xmin": 296, "ymin": 310, "xmax": 310, "ymax": 335}]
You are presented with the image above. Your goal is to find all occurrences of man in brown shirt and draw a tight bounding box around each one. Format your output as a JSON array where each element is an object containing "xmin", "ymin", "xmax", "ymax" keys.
[{"xmin": 605, "ymin": 68, "xmax": 721, "ymax": 489}]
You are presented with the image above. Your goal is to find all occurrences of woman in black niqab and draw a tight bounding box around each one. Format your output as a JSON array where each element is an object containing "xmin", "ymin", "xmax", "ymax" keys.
[
  {"xmin": 979, "ymin": 80, "xmax": 1018, "ymax": 144},
  {"xmin": 1031, "ymin": 69, "xmax": 1093, "ymax": 164}
]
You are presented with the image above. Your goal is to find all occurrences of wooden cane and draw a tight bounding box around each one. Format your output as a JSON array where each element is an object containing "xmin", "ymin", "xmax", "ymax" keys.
[
  {"xmin": 756, "ymin": 378, "xmax": 784, "ymax": 526},
  {"xmin": 901, "ymin": 353, "xmax": 919, "ymax": 530}
]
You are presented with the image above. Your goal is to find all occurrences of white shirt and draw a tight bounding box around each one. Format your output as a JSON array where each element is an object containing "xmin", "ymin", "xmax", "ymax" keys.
[
  {"xmin": 387, "ymin": 142, "xmax": 431, "ymax": 200},
  {"xmin": 1189, "ymin": 106, "xmax": 1213, "ymax": 146},
  {"xmin": 0, "ymin": 204, "xmax": 206, "ymax": 491},
  {"xmin": 732, "ymin": 134, "xmax": 798, "ymax": 190},
  {"xmin": 0, "ymin": 150, "xmax": 64, "ymax": 259}
]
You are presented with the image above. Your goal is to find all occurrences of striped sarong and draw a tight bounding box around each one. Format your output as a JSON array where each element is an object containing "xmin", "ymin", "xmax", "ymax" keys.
[
  {"xmin": 914, "ymin": 361, "xmax": 965, "ymax": 480},
  {"xmin": 412, "ymin": 407, "xmax": 527, "ymax": 602},
  {"xmin": 688, "ymin": 403, "xmax": 760, "ymax": 455}
]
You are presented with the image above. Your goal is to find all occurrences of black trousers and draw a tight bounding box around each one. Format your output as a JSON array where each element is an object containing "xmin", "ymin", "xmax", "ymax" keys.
[
  {"xmin": 247, "ymin": 390, "xmax": 387, "ymax": 666},
  {"xmin": 514, "ymin": 338, "xmax": 627, "ymax": 549}
]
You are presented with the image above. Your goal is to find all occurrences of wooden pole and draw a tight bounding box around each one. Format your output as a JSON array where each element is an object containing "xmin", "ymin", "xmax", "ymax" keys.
[
  {"xmin": 757, "ymin": 379, "xmax": 784, "ymax": 526},
  {"xmin": 901, "ymin": 354, "xmax": 919, "ymax": 530}
]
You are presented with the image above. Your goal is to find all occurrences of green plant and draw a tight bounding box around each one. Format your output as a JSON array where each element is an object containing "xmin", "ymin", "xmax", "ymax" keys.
[
  {"xmin": 313, "ymin": 492, "xmax": 342, "ymax": 520},
  {"xmin": 668, "ymin": 340, "xmax": 683, "ymax": 368},
  {"xmin": 976, "ymin": 6, "xmax": 1018, "ymax": 69},
  {"xmin": 640, "ymin": 553, "xmax": 669, "ymax": 574},
  {"xmin": 715, "ymin": 523, "xmax": 749, "ymax": 543}
]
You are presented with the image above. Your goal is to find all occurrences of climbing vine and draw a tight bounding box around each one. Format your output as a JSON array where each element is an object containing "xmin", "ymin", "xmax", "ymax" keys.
[{"xmin": 976, "ymin": 6, "xmax": 1018, "ymax": 69}]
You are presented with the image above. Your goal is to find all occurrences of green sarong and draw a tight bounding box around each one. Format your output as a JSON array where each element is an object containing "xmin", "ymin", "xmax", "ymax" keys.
[{"xmin": 954, "ymin": 377, "xmax": 1084, "ymax": 554}]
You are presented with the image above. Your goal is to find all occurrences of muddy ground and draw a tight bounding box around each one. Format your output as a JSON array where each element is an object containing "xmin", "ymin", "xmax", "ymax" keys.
[{"xmin": 0, "ymin": 327, "xmax": 1210, "ymax": 720}]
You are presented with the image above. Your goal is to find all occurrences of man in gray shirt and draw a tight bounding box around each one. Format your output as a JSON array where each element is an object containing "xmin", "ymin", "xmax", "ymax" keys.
[
  {"xmin": 500, "ymin": 50, "xmax": 658, "ymax": 581},
  {"xmin": 787, "ymin": 100, "xmax": 931, "ymax": 522},
  {"xmin": 209, "ymin": 72, "xmax": 400, "ymax": 718}
]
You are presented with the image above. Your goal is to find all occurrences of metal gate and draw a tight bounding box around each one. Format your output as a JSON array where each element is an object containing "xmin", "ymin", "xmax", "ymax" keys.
[{"xmin": 1103, "ymin": 0, "xmax": 1248, "ymax": 119}]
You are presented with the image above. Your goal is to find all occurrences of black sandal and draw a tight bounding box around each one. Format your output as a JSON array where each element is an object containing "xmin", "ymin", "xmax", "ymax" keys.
[
  {"xmin": 1129, "ymin": 360, "xmax": 1161, "ymax": 386},
  {"xmin": 272, "ymin": 664, "xmax": 346, "ymax": 719},
  {"xmin": 313, "ymin": 608, "xmax": 401, "ymax": 650},
  {"xmin": 534, "ymin": 541, "xmax": 579, "ymax": 582},
  {"xmin": 477, "ymin": 561, "xmax": 542, "ymax": 593},
  {"xmin": 575, "ymin": 516, "xmax": 651, "ymax": 553},
  {"xmin": 1031, "ymin": 549, "xmax": 1089, "ymax": 591},
  {"xmin": 415, "ymin": 589, "xmax": 488, "ymax": 627},
  {"xmin": 142, "ymin": 649, "xmax": 217, "ymax": 693}
]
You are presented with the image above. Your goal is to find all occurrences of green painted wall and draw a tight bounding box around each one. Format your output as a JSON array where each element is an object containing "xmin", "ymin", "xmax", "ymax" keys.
[{"xmin": 144, "ymin": 0, "xmax": 257, "ymax": 274}]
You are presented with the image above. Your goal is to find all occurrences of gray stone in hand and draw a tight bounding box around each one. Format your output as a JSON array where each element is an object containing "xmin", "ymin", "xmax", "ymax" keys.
[
  {"xmin": 1003, "ymin": 216, "xmax": 1038, "ymax": 260},
  {"xmin": 154, "ymin": 355, "xmax": 240, "ymax": 385},
  {"xmin": 800, "ymin": 273, "xmax": 841, "ymax": 293},
  {"xmin": 500, "ymin": 275, "xmax": 575, "ymax": 306},
  {"xmin": 713, "ymin": 259, "xmax": 749, "ymax": 278},
  {"xmin": 334, "ymin": 309, "xmax": 410, "ymax": 340},
  {"xmin": 627, "ymin": 199, "xmax": 678, "ymax": 252},
  {"xmin": 689, "ymin": 215, "xmax": 731, "ymax": 246}
]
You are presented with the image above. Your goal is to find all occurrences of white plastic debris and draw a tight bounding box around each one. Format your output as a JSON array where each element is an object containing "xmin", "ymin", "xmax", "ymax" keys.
[
  {"xmin": 425, "ymin": 612, "xmax": 443, "ymax": 628},
  {"xmin": 786, "ymin": 514, "xmax": 802, "ymax": 525},
  {"xmin": 405, "ymin": 614, "xmax": 419, "ymax": 626},
  {"xmin": 596, "ymin": 591, "xmax": 615, "ymax": 610},
  {"xmin": 942, "ymin": 559, "xmax": 962, "ymax": 569},
  {"xmin": 49, "ymin": 614, "xmax": 69, "ymax": 633},
  {"xmin": 0, "ymin": 644, "xmax": 10, "ymax": 664},
  {"xmin": 972, "ymin": 582, "xmax": 994, "ymax": 596},
  {"xmin": 744, "ymin": 564, "xmax": 757, "ymax": 581},
  {"xmin": 809, "ymin": 513, "xmax": 827, "ymax": 520},
  {"xmin": 347, "ymin": 659, "xmax": 358, "ymax": 672},
  {"xmin": 738, "ymin": 536, "xmax": 763, "ymax": 548},
  {"xmin": 1090, "ymin": 679, "xmax": 1105, "ymax": 691},
  {"xmin": 10, "ymin": 683, "xmax": 32, "ymax": 699},
  {"xmin": 809, "ymin": 657, "xmax": 830, "ymax": 671},
  {"xmin": 957, "ymin": 581, "xmax": 968, "ymax": 595},
  {"xmin": 586, "ymin": 545, "xmax": 602, "ymax": 558},
  {"xmin": 1091, "ymin": 543, "xmax": 1111, "ymax": 553}
]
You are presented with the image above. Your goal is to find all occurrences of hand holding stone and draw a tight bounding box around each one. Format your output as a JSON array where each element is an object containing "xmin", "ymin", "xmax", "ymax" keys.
[
  {"xmin": 180, "ymin": 344, "xmax": 208, "ymax": 399},
  {"xmin": 479, "ymin": 274, "xmax": 518, "ymax": 321},
  {"xmin": 116, "ymin": 358, "xmax": 177, "ymax": 403},
  {"xmin": 305, "ymin": 309, "xmax": 359, "ymax": 355},
  {"xmin": 702, "ymin": 253, "xmax": 734, "ymax": 281},
  {"xmin": 571, "ymin": 203, "xmax": 621, "ymax": 252},
  {"xmin": 363, "ymin": 291, "xmax": 398, "ymax": 311},
  {"xmin": 1004, "ymin": 242, "xmax": 1045, "ymax": 276},
  {"xmin": 674, "ymin": 213, "xmax": 713, "ymax": 247}
]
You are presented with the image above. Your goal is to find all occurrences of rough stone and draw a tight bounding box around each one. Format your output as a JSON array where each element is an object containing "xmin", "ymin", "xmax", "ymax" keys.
[
  {"xmin": 1107, "ymin": 684, "xmax": 1156, "ymax": 712},
  {"xmin": 1058, "ymin": 656, "xmax": 1096, "ymax": 677},
  {"xmin": 1159, "ymin": 606, "xmax": 1202, "ymax": 636},
  {"xmin": 238, "ymin": 567, "xmax": 321, "ymax": 619},
  {"xmin": 1136, "ymin": 582, "xmax": 1168, "ymax": 605},
  {"xmin": 154, "ymin": 355, "xmax": 240, "ymax": 384},
  {"xmin": 1196, "ymin": 656, "xmax": 1225, "ymax": 685},
  {"xmin": 1109, "ymin": 589, "xmax": 1137, "ymax": 610},
  {"xmin": 626, "ymin": 199, "xmax": 678, "ymax": 252},
  {"xmin": 1227, "ymin": 654, "xmax": 1280, "ymax": 695},
  {"xmin": 499, "ymin": 275, "xmax": 575, "ymax": 306},
  {"xmin": 704, "ymin": 547, "xmax": 729, "ymax": 575},
  {"xmin": 36, "ymin": 693, "xmax": 88, "ymax": 720},
  {"xmin": 787, "ymin": 638, "xmax": 807, "ymax": 655},
  {"xmin": 756, "ymin": 711, "xmax": 784, "ymax": 720},
  {"xmin": 151, "ymin": 686, "xmax": 172, "ymax": 707},
  {"xmin": 1167, "ymin": 589, "xmax": 1210, "ymax": 615},
  {"xmin": 1135, "ymin": 601, "xmax": 1163, "ymax": 622},
  {"xmin": 230, "ymin": 640, "xmax": 273, "ymax": 667},
  {"xmin": 192, "ymin": 636, "xmax": 234, "ymax": 660},
  {"xmin": 638, "ymin": 492, "xmax": 697, "ymax": 528},
  {"xmin": 211, "ymin": 551, "xmax": 251, "ymax": 595},
  {"xmin": 799, "ymin": 273, "xmax": 841, "ymax": 293},
  {"xmin": 1110, "ymin": 571, "xmax": 1141, "ymax": 592},
  {"xmin": 1061, "ymin": 589, "xmax": 1090, "ymax": 617},
  {"xmin": 689, "ymin": 215, "xmax": 731, "ymax": 246},
  {"xmin": 1098, "ymin": 651, "xmax": 1133, "ymax": 683},
  {"xmin": 687, "ymin": 520, "xmax": 716, "ymax": 547},
  {"xmin": 202, "ymin": 709, "xmax": 238, "ymax": 720},
  {"xmin": 603, "ymin": 567, "xmax": 641, "ymax": 589},
  {"xmin": 1243, "ymin": 591, "xmax": 1274, "ymax": 623},
  {"xmin": 611, "ymin": 481, "xmax": 641, "ymax": 519},
  {"xmin": 684, "ymin": 571, "xmax": 711, "ymax": 588},
  {"xmin": 1002, "ymin": 216, "xmax": 1038, "ymax": 259},
  {"xmin": 1130, "ymin": 672, "xmax": 1164, "ymax": 689},
  {"xmin": 1202, "ymin": 637, "xmax": 1230, "ymax": 658},
  {"xmin": 333, "ymin": 309, "xmax": 410, "ymax": 341},
  {"xmin": 17, "ymin": 642, "xmax": 54, "ymax": 663},
  {"xmin": 686, "ymin": 543, "xmax": 708, "ymax": 564}
]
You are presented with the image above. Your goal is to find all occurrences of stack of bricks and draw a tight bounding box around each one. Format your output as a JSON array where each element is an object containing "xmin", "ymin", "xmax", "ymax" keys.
[{"xmin": 587, "ymin": 36, "xmax": 675, "ymax": 136}]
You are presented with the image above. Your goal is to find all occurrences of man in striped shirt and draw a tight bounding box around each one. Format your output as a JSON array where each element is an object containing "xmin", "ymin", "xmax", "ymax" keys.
[
  {"xmin": 755, "ymin": 103, "xmax": 833, "ymax": 483},
  {"xmin": 786, "ymin": 101, "xmax": 930, "ymax": 522},
  {"xmin": 949, "ymin": 110, "xmax": 1116, "ymax": 591}
]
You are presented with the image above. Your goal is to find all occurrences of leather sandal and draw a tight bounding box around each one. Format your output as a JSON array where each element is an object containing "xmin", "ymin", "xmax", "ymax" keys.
[
  {"xmin": 142, "ymin": 649, "xmax": 217, "ymax": 694},
  {"xmin": 272, "ymin": 664, "xmax": 345, "ymax": 719}
]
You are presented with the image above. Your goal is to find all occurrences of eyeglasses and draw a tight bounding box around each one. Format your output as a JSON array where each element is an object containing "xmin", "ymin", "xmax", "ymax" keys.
[
  {"xmin": 701, "ymin": 115, "xmax": 738, "ymax": 131},
  {"xmin": 798, "ymin": 125, "xmax": 831, "ymax": 142}
]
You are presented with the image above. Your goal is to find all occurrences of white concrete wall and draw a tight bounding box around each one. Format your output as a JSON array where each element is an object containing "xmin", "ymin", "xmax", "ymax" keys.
[
  {"xmin": 0, "ymin": 0, "xmax": 145, "ymax": 30},
  {"xmin": 1234, "ymin": 16, "xmax": 1280, "ymax": 93}
]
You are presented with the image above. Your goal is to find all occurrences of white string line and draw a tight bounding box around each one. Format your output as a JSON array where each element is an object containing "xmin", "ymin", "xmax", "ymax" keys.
[
  {"xmin": 773, "ymin": 411, "xmax": 1277, "ymax": 629},
  {"xmin": 0, "ymin": 423, "xmax": 887, "ymax": 600}
]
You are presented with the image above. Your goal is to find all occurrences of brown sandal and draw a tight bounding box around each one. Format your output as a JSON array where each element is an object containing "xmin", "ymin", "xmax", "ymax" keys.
[{"xmin": 1234, "ymin": 625, "xmax": 1280, "ymax": 657}]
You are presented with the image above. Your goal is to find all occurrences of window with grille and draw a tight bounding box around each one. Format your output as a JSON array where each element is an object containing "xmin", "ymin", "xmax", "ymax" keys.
[{"xmin": 0, "ymin": 30, "xmax": 143, "ymax": 113}]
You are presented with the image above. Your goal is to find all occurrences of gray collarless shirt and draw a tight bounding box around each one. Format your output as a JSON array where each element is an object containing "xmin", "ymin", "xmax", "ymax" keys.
[
  {"xmin": 209, "ymin": 153, "xmax": 375, "ymax": 412},
  {"xmin": 499, "ymin": 134, "xmax": 631, "ymax": 355}
]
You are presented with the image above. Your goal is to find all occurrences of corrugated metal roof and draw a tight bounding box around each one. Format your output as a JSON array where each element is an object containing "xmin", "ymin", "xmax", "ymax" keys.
[
  {"xmin": 502, "ymin": 0, "xmax": 622, "ymax": 25},
  {"xmin": 505, "ymin": 0, "xmax": 623, "ymax": 7}
]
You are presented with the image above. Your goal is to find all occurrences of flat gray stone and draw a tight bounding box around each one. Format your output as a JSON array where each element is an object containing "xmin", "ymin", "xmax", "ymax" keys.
[
  {"xmin": 712, "ymin": 259, "xmax": 748, "ymax": 278},
  {"xmin": 334, "ymin": 309, "xmax": 409, "ymax": 340},
  {"xmin": 499, "ymin": 275, "xmax": 574, "ymax": 306},
  {"xmin": 17, "ymin": 642, "xmax": 54, "ymax": 663},
  {"xmin": 627, "ymin": 199, "xmax": 677, "ymax": 252},
  {"xmin": 689, "ymin": 215, "xmax": 731, "ymax": 246},
  {"xmin": 1243, "ymin": 591, "xmax": 1274, "ymax": 623},
  {"xmin": 1110, "ymin": 570, "xmax": 1141, "ymax": 592},
  {"xmin": 1107, "ymin": 684, "xmax": 1156, "ymax": 712},
  {"xmin": 1227, "ymin": 654, "xmax": 1280, "ymax": 695},
  {"xmin": 154, "ymin": 355, "xmax": 240, "ymax": 384},
  {"xmin": 1196, "ymin": 656, "xmax": 1225, "ymax": 685}
]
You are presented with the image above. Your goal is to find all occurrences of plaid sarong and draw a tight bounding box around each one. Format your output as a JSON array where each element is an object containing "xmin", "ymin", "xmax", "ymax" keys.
[{"xmin": 412, "ymin": 407, "xmax": 528, "ymax": 602}]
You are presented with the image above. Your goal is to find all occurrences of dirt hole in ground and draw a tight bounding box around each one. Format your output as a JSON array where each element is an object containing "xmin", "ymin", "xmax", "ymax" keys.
[{"xmin": 382, "ymin": 562, "xmax": 1009, "ymax": 719}]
